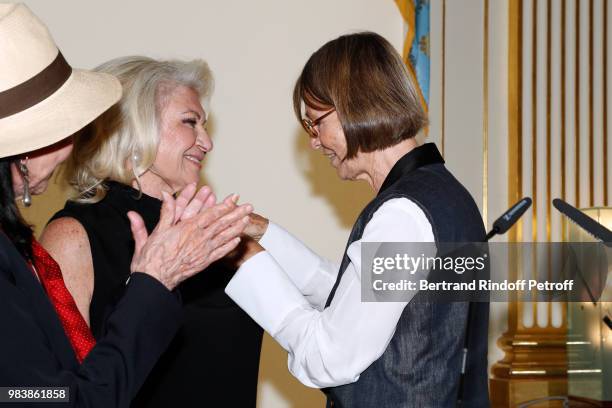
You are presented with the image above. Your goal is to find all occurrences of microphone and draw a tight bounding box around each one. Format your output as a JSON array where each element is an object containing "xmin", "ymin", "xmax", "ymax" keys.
[
  {"xmin": 552, "ymin": 198, "xmax": 612, "ymax": 246},
  {"xmin": 552, "ymin": 198, "xmax": 612, "ymax": 331},
  {"xmin": 485, "ymin": 197, "xmax": 532, "ymax": 241}
]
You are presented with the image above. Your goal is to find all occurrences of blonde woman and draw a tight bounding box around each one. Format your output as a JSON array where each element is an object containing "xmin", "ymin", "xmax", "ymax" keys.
[
  {"xmin": 0, "ymin": 5, "xmax": 251, "ymax": 406},
  {"xmin": 41, "ymin": 57, "xmax": 262, "ymax": 408}
]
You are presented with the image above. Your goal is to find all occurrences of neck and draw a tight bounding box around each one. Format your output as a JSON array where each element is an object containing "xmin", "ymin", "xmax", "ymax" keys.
[
  {"xmin": 361, "ymin": 138, "xmax": 419, "ymax": 192},
  {"xmin": 132, "ymin": 170, "xmax": 175, "ymax": 200}
]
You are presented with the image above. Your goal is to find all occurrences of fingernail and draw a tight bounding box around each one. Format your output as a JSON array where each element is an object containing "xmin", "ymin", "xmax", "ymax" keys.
[{"xmin": 232, "ymin": 194, "xmax": 239, "ymax": 203}]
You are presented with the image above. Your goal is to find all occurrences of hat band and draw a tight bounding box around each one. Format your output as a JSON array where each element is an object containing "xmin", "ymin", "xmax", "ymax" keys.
[{"xmin": 0, "ymin": 52, "xmax": 72, "ymax": 120}]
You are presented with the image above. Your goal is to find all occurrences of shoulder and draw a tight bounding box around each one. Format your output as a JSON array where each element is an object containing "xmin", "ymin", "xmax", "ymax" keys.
[
  {"xmin": 40, "ymin": 217, "xmax": 91, "ymax": 255},
  {"xmin": 362, "ymin": 197, "xmax": 434, "ymax": 242},
  {"xmin": 48, "ymin": 200, "xmax": 94, "ymax": 232},
  {"xmin": 40, "ymin": 217, "xmax": 94, "ymax": 291}
]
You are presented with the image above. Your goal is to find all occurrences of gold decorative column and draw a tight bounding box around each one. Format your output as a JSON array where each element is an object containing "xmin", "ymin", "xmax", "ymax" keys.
[{"xmin": 490, "ymin": 0, "xmax": 610, "ymax": 406}]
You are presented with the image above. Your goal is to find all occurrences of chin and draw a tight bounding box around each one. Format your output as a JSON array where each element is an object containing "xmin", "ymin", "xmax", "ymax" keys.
[
  {"xmin": 31, "ymin": 180, "xmax": 50, "ymax": 195},
  {"xmin": 184, "ymin": 175, "xmax": 201, "ymax": 186},
  {"xmin": 335, "ymin": 168, "xmax": 352, "ymax": 181}
]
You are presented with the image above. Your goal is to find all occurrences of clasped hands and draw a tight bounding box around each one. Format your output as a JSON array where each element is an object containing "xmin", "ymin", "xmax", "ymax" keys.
[{"xmin": 126, "ymin": 183, "xmax": 255, "ymax": 290}]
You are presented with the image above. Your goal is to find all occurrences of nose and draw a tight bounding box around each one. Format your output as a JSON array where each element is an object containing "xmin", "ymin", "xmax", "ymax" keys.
[{"xmin": 197, "ymin": 127, "xmax": 213, "ymax": 152}]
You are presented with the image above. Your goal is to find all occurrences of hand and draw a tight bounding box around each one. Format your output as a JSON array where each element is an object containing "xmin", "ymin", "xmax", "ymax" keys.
[
  {"xmin": 222, "ymin": 199, "xmax": 267, "ymax": 268},
  {"xmin": 173, "ymin": 183, "xmax": 217, "ymax": 223},
  {"xmin": 244, "ymin": 212, "xmax": 269, "ymax": 242},
  {"xmin": 127, "ymin": 191, "xmax": 253, "ymax": 290},
  {"xmin": 173, "ymin": 183, "xmax": 239, "ymax": 222},
  {"xmin": 224, "ymin": 237, "xmax": 265, "ymax": 269}
]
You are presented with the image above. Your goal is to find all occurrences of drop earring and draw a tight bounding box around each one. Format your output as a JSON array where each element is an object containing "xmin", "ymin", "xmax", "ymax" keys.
[
  {"xmin": 131, "ymin": 151, "xmax": 142, "ymax": 179},
  {"xmin": 131, "ymin": 151, "xmax": 144, "ymax": 199},
  {"xmin": 17, "ymin": 157, "xmax": 32, "ymax": 207}
]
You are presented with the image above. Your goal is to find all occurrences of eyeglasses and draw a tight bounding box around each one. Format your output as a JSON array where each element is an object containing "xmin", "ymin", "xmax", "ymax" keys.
[{"xmin": 301, "ymin": 108, "xmax": 335, "ymax": 138}]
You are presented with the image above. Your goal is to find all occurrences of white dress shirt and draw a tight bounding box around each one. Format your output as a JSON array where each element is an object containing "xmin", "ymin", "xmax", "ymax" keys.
[{"xmin": 225, "ymin": 197, "xmax": 435, "ymax": 388}]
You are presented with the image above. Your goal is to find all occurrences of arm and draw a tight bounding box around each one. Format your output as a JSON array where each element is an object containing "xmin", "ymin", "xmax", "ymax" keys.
[
  {"xmin": 0, "ymin": 263, "xmax": 181, "ymax": 408},
  {"xmin": 40, "ymin": 217, "xmax": 94, "ymax": 326},
  {"xmin": 0, "ymin": 190, "xmax": 251, "ymax": 406},
  {"xmin": 259, "ymin": 222, "xmax": 338, "ymax": 309},
  {"xmin": 226, "ymin": 198, "xmax": 434, "ymax": 388}
]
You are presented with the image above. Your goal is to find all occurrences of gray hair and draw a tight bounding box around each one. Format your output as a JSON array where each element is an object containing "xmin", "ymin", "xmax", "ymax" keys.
[{"xmin": 65, "ymin": 56, "xmax": 214, "ymax": 202}]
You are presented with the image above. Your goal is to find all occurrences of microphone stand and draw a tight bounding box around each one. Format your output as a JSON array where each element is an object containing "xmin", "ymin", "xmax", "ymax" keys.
[
  {"xmin": 456, "ymin": 197, "xmax": 532, "ymax": 406},
  {"xmin": 457, "ymin": 200, "xmax": 611, "ymax": 405},
  {"xmin": 455, "ymin": 229, "xmax": 495, "ymax": 407}
]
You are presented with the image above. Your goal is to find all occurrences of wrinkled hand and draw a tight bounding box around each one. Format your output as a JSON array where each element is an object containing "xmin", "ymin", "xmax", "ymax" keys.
[
  {"xmin": 173, "ymin": 183, "xmax": 241, "ymax": 222},
  {"xmin": 173, "ymin": 183, "xmax": 217, "ymax": 223},
  {"xmin": 222, "ymin": 200, "xmax": 266, "ymax": 268},
  {"xmin": 127, "ymin": 190, "xmax": 253, "ymax": 290}
]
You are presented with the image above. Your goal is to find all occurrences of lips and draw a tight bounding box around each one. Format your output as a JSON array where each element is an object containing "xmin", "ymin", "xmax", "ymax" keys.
[
  {"xmin": 323, "ymin": 149, "xmax": 336, "ymax": 159},
  {"xmin": 323, "ymin": 152, "xmax": 338, "ymax": 167},
  {"xmin": 184, "ymin": 153, "xmax": 204, "ymax": 168}
]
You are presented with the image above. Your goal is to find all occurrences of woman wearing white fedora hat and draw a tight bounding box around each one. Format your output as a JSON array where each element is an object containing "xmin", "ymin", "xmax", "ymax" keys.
[{"xmin": 0, "ymin": 4, "xmax": 252, "ymax": 407}]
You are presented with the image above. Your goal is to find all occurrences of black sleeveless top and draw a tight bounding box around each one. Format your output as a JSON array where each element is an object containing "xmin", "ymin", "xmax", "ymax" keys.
[{"xmin": 51, "ymin": 181, "xmax": 263, "ymax": 407}]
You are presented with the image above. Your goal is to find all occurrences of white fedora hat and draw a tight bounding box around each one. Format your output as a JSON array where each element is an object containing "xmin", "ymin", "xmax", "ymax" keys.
[{"xmin": 0, "ymin": 3, "xmax": 121, "ymax": 158}]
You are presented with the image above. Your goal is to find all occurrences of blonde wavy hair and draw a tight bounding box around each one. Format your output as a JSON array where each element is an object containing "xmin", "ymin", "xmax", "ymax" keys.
[{"xmin": 64, "ymin": 56, "xmax": 214, "ymax": 202}]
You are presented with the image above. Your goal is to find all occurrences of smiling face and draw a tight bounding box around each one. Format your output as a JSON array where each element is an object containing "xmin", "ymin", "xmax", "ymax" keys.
[
  {"xmin": 11, "ymin": 137, "xmax": 73, "ymax": 197},
  {"xmin": 150, "ymin": 85, "xmax": 211, "ymax": 192},
  {"xmin": 304, "ymin": 104, "xmax": 366, "ymax": 181}
]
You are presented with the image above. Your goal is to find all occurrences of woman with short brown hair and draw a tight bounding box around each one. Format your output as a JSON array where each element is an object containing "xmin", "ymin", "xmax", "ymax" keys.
[
  {"xmin": 293, "ymin": 31, "xmax": 427, "ymax": 160},
  {"xmin": 226, "ymin": 32, "xmax": 489, "ymax": 407}
]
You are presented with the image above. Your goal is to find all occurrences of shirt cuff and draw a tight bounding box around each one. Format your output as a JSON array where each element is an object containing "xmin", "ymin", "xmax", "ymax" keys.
[
  {"xmin": 225, "ymin": 251, "xmax": 311, "ymax": 336},
  {"xmin": 260, "ymin": 222, "xmax": 333, "ymax": 292}
]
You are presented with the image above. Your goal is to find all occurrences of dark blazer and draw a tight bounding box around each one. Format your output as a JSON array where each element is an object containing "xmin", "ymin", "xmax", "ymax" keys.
[{"xmin": 0, "ymin": 232, "xmax": 182, "ymax": 407}]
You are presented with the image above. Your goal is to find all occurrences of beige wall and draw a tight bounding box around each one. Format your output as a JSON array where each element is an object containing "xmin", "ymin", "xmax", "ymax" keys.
[
  {"xmin": 14, "ymin": 0, "xmax": 531, "ymax": 406},
  {"xmin": 15, "ymin": 0, "xmax": 525, "ymax": 405},
  {"xmin": 16, "ymin": 1, "xmax": 402, "ymax": 407},
  {"xmin": 17, "ymin": 0, "xmax": 612, "ymax": 404}
]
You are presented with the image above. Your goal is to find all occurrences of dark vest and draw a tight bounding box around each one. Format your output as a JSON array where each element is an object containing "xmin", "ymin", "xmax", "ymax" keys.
[{"xmin": 324, "ymin": 143, "xmax": 490, "ymax": 408}]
